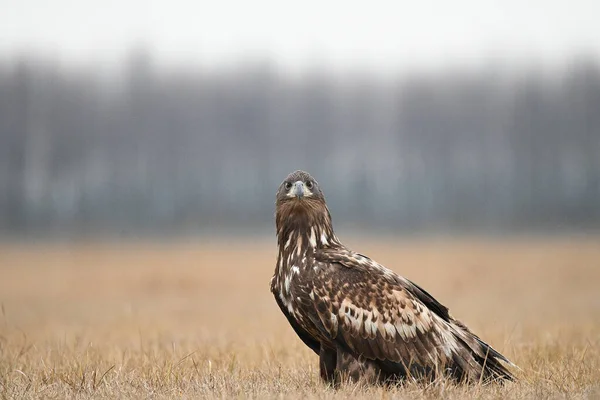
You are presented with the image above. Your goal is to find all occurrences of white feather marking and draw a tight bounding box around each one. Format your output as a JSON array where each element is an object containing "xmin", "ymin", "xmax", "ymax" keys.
[
  {"xmin": 309, "ymin": 291, "xmax": 315, "ymax": 300},
  {"xmin": 396, "ymin": 309, "xmax": 417, "ymax": 339},
  {"xmin": 313, "ymin": 266, "xmax": 319, "ymax": 272},
  {"xmin": 344, "ymin": 308, "xmax": 352, "ymax": 320},
  {"xmin": 416, "ymin": 320, "xmax": 427, "ymax": 334},
  {"xmin": 395, "ymin": 320, "xmax": 406, "ymax": 340},
  {"xmin": 284, "ymin": 235, "xmax": 292, "ymax": 249},
  {"xmin": 362, "ymin": 313, "xmax": 372, "ymax": 337},
  {"xmin": 320, "ymin": 233, "xmax": 328, "ymax": 246},
  {"xmin": 364, "ymin": 319, "xmax": 374, "ymax": 337},
  {"xmin": 285, "ymin": 266, "xmax": 300, "ymax": 293},
  {"xmin": 440, "ymin": 330, "xmax": 456, "ymax": 357},
  {"xmin": 370, "ymin": 319, "xmax": 378, "ymax": 337},
  {"xmin": 346, "ymin": 308, "xmax": 362, "ymax": 332},
  {"xmin": 384, "ymin": 321, "xmax": 396, "ymax": 340},
  {"xmin": 279, "ymin": 291, "xmax": 295, "ymax": 315},
  {"xmin": 443, "ymin": 344, "xmax": 453, "ymax": 358},
  {"xmin": 353, "ymin": 308, "xmax": 363, "ymax": 331},
  {"xmin": 309, "ymin": 228, "xmax": 317, "ymax": 248},
  {"xmin": 401, "ymin": 323, "xmax": 415, "ymax": 340},
  {"xmin": 427, "ymin": 350, "xmax": 437, "ymax": 365},
  {"xmin": 408, "ymin": 324, "xmax": 417, "ymax": 338},
  {"xmin": 296, "ymin": 235, "xmax": 303, "ymax": 256},
  {"xmin": 330, "ymin": 314, "xmax": 338, "ymax": 332}
]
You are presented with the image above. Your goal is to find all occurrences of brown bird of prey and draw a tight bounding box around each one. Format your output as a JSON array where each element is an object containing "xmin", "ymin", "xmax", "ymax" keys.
[{"xmin": 270, "ymin": 170, "xmax": 516, "ymax": 385}]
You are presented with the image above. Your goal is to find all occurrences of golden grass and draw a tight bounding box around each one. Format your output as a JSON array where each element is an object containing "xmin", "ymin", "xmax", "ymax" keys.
[{"xmin": 1, "ymin": 236, "xmax": 599, "ymax": 399}]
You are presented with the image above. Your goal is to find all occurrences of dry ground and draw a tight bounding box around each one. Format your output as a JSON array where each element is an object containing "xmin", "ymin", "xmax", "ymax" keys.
[{"xmin": 1, "ymin": 236, "xmax": 599, "ymax": 399}]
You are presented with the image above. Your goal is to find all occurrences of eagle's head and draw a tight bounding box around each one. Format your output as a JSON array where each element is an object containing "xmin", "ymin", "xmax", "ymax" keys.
[
  {"xmin": 276, "ymin": 170, "xmax": 324, "ymax": 205},
  {"xmin": 275, "ymin": 170, "xmax": 336, "ymax": 249}
]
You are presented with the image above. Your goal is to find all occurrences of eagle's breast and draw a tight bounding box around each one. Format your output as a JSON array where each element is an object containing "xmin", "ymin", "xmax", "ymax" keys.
[
  {"xmin": 273, "ymin": 229, "xmax": 308, "ymax": 314},
  {"xmin": 272, "ymin": 227, "xmax": 334, "ymax": 335}
]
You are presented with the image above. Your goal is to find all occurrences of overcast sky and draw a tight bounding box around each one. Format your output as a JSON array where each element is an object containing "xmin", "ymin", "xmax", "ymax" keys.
[{"xmin": 1, "ymin": 0, "xmax": 599, "ymax": 73}]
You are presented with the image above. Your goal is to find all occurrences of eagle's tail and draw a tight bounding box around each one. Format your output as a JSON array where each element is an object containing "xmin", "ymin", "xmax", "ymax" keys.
[{"xmin": 449, "ymin": 321, "xmax": 517, "ymax": 383}]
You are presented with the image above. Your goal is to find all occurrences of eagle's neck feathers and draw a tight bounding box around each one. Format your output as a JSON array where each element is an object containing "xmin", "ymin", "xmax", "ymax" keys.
[
  {"xmin": 277, "ymin": 209, "xmax": 339, "ymax": 259},
  {"xmin": 273, "ymin": 204, "xmax": 340, "ymax": 299}
]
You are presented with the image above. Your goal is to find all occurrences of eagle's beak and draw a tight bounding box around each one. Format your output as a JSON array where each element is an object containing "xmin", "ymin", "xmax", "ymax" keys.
[{"xmin": 292, "ymin": 181, "xmax": 304, "ymax": 198}]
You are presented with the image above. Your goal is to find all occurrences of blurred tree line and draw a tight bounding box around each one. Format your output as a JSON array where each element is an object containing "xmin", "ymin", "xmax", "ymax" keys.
[{"xmin": 1, "ymin": 51, "xmax": 599, "ymax": 236}]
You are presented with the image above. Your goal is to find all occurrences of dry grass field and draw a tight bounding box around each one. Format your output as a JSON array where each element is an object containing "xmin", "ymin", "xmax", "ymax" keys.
[{"xmin": 1, "ymin": 236, "xmax": 599, "ymax": 399}]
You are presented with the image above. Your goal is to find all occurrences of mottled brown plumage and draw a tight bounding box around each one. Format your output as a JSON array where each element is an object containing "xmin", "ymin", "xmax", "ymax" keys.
[{"xmin": 270, "ymin": 170, "xmax": 516, "ymax": 385}]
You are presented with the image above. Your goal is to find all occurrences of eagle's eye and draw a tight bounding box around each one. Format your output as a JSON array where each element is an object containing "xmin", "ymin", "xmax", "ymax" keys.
[
  {"xmin": 306, "ymin": 181, "xmax": 313, "ymax": 190},
  {"xmin": 284, "ymin": 182, "xmax": 292, "ymax": 190}
]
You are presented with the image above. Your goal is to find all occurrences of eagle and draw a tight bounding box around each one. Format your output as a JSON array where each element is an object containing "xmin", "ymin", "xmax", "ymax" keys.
[{"xmin": 270, "ymin": 170, "xmax": 516, "ymax": 385}]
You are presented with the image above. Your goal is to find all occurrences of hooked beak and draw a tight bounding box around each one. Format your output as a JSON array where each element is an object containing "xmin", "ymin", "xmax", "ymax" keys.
[{"xmin": 292, "ymin": 181, "xmax": 304, "ymax": 198}]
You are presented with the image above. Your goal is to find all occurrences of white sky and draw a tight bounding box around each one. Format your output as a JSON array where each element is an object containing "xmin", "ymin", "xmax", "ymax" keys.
[{"xmin": 1, "ymin": 0, "xmax": 599, "ymax": 73}]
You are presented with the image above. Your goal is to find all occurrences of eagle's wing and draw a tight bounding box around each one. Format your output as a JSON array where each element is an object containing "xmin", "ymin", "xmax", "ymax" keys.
[{"xmin": 309, "ymin": 248, "xmax": 514, "ymax": 382}]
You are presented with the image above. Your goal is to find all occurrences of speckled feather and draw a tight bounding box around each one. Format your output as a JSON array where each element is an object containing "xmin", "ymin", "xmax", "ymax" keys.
[{"xmin": 271, "ymin": 170, "xmax": 516, "ymax": 385}]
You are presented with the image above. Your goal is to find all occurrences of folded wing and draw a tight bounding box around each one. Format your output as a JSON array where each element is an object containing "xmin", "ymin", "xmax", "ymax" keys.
[{"xmin": 309, "ymin": 248, "xmax": 515, "ymax": 382}]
